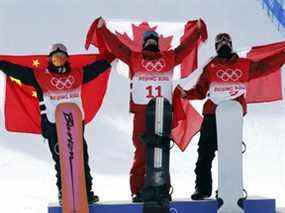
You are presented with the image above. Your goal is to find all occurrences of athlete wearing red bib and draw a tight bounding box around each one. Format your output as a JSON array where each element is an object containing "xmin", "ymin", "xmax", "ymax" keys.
[
  {"xmin": 178, "ymin": 33, "xmax": 285, "ymax": 200},
  {"xmin": 35, "ymin": 67, "xmax": 84, "ymax": 123},
  {"xmin": 97, "ymin": 17, "xmax": 207, "ymax": 201},
  {"xmin": 0, "ymin": 43, "xmax": 111, "ymax": 204}
]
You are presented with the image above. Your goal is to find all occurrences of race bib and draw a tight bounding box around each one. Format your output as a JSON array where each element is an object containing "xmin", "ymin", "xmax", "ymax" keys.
[
  {"xmin": 209, "ymin": 82, "xmax": 246, "ymax": 104},
  {"xmin": 132, "ymin": 72, "xmax": 173, "ymax": 104},
  {"xmin": 43, "ymin": 87, "xmax": 84, "ymax": 123}
]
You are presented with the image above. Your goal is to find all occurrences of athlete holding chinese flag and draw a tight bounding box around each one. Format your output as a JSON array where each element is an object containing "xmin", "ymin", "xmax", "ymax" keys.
[
  {"xmin": 0, "ymin": 43, "xmax": 112, "ymax": 204},
  {"xmin": 96, "ymin": 17, "xmax": 208, "ymax": 202},
  {"xmin": 178, "ymin": 33, "xmax": 285, "ymax": 200}
]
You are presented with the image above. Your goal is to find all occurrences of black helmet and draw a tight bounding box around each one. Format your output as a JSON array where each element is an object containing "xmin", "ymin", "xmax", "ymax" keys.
[
  {"xmin": 142, "ymin": 30, "xmax": 159, "ymax": 47},
  {"xmin": 215, "ymin": 33, "xmax": 232, "ymax": 52}
]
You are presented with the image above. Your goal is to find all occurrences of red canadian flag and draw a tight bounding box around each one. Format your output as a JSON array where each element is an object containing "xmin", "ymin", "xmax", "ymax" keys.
[
  {"xmin": 172, "ymin": 87, "xmax": 203, "ymax": 151},
  {"xmin": 172, "ymin": 40, "xmax": 285, "ymax": 151},
  {"xmin": 85, "ymin": 18, "xmax": 207, "ymax": 151},
  {"xmin": 0, "ymin": 54, "xmax": 111, "ymax": 134},
  {"xmin": 245, "ymin": 41, "xmax": 285, "ymax": 103},
  {"xmin": 85, "ymin": 18, "xmax": 207, "ymax": 79}
]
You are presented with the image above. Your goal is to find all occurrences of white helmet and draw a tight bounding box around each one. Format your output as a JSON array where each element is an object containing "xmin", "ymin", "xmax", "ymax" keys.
[{"xmin": 49, "ymin": 43, "xmax": 68, "ymax": 56}]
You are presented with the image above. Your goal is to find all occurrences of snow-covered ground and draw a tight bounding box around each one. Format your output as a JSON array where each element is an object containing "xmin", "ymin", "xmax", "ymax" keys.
[{"xmin": 0, "ymin": 0, "xmax": 285, "ymax": 212}]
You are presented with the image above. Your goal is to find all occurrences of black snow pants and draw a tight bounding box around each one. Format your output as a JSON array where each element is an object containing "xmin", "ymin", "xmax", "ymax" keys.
[{"xmin": 194, "ymin": 114, "xmax": 217, "ymax": 194}]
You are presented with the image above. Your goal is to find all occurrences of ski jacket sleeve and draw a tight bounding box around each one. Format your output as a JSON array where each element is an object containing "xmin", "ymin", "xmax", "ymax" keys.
[
  {"xmin": 174, "ymin": 20, "xmax": 207, "ymax": 65},
  {"xmin": 249, "ymin": 51, "xmax": 285, "ymax": 80},
  {"xmin": 82, "ymin": 59, "xmax": 111, "ymax": 84},
  {"xmin": 97, "ymin": 25, "xmax": 132, "ymax": 65},
  {"xmin": 0, "ymin": 60, "xmax": 37, "ymax": 86},
  {"xmin": 186, "ymin": 68, "xmax": 209, "ymax": 100}
]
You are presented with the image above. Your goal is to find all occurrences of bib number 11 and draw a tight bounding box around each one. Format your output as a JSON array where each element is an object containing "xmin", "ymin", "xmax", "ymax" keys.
[{"xmin": 146, "ymin": 85, "xmax": 162, "ymax": 98}]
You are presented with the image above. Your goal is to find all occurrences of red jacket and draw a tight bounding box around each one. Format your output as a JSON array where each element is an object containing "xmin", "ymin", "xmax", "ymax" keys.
[
  {"xmin": 186, "ymin": 53, "xmax": 285, "ymax": 115},
  {"xmin": 98, "ymin": 23, "xmax": 207, "ymax": 113}
]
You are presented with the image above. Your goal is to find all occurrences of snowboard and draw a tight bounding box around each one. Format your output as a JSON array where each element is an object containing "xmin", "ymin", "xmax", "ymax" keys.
[
  {"xmin": 216, "ymin": 101, "xmax": 244, "ymax": 213},
  {"xmin": 55, "ymin": 103, "xmax": 89, "ymax": 213},
  {"xmin": 141, "ymin": 97, "xmax": 172, "ymax": 213}
]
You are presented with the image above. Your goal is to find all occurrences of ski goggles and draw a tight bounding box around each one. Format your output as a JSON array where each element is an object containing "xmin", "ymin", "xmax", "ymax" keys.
[
  {"xmin": 51, "ymin": 52, "xmax": 68, "ymax": 67},
  {"xmin": 143, "ymin": 31, "xmax": 159, "ymax": 41}
]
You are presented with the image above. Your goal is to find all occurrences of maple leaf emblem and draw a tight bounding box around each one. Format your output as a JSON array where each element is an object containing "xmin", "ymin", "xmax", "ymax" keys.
[{"xmin": 115, "ymin": 22, "xmax": 173, "ymax": 52}]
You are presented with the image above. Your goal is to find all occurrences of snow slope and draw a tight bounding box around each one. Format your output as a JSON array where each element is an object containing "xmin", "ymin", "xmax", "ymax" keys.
[{"xmin": 0, "ymin": 0, "xmax": 285, "ymax": 212}]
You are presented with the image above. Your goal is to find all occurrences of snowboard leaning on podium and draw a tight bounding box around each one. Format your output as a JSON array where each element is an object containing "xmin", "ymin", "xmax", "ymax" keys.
[
  {"xmin": 55, "ymin": 103, "xmax": 89, "ymax": 213},
  {"xmin": 216, "ymin": 100, "xmax": 245, "ymax": 213},
  {"xmin": 140, "ymin": 97, "xmax": 172, "ymax": 213}
]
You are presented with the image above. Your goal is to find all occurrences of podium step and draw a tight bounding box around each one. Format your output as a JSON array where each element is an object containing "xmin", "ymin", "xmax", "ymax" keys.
[{"xmin": 48, "ymin": 197, "xmax": 275, "ymax": 213}]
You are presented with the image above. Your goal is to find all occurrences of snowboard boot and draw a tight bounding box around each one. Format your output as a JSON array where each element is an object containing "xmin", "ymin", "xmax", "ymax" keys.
[
  {"xmin": 132, "ymin": 192, "xmax": 144, "ymax": 203},
  {"xmin": 58, "ymin": 193, "xmax": 63, "ymax": 206},
  {"xmin": 132, "ymin": 185, "xmax": 172, "ymax": 203},
  {"xmin": 88, "ymin": 191, "xmax": 99, "ymax": 204},
  {"xmin": 191, "ymin": 188, "xmax": 212, "ymax": 200}
]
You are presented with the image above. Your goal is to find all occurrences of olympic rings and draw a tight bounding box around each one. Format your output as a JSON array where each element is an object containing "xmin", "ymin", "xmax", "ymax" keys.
[{"xmin": 50, "ymin": 75, "xmax": 75, "ymax": 90}]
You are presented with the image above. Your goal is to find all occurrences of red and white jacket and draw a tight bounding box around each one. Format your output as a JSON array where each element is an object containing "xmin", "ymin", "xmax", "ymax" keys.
[
  {"xmin": 129, "ymin": 51, "xmax": 176, "ymax": 112},
  {"xmin": 35, "ymin": 68, "xmax": 84, "ymax": 123},
  {"xmin": 98, "ymin": 24, "xmax": 206, "ymax": 113},
  {"xmin": 186, "ymin": 53, "xmax": 285, "ymax": 114}
]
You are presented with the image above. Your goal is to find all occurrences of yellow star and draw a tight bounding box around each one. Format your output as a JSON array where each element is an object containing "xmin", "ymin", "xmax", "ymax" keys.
[
  {"xmin": 10, "ymin": 77, "xmax": 22, "ymax": 86},
  {"xmin": 32, "ymin": 91, "xmax": 37, "ymax": 98},
  {"xmin": 32, "ymin": 59, "xmax": 40, "ymax": 68}
]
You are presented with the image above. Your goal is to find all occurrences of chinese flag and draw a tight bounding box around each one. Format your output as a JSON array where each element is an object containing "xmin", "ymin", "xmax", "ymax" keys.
[{"xmin": 0, "ymin": 54, "xmax": 111, "ymax": 134}]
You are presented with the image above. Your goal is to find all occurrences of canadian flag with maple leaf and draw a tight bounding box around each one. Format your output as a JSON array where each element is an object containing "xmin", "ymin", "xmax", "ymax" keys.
[
  {"xmin": 85, "ymin": 18, "xmax": 208, "ymax": 78},
  {"xmin": 85, "ymin": 18, "xmax": 207, "ymax": 151},
  {"xmin": 86, "ymin": 18, "xmax": 285, "ymax": 151},
  {"xmin": 0, "ymin": 54, "xmax": 111, "ymax": 134}
]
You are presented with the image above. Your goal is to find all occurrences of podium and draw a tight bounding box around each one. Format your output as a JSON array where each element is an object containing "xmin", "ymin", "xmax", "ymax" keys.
[{"xmin": 48, "ymin": 197, "xmax": 275, "ymax": 213}]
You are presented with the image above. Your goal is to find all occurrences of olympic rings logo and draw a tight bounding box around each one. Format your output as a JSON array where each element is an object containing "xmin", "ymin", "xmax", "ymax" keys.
[
  {"xmin": 50, "ymin": 75, "xmax": 75, "ymax": 90},
  {"xmin": 141, "ymin": 58, "xmax": 166, "ymax": 72},
  {"xmin": 216, "ymin": 69, "xmax": 243, "ymax": 82}
]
